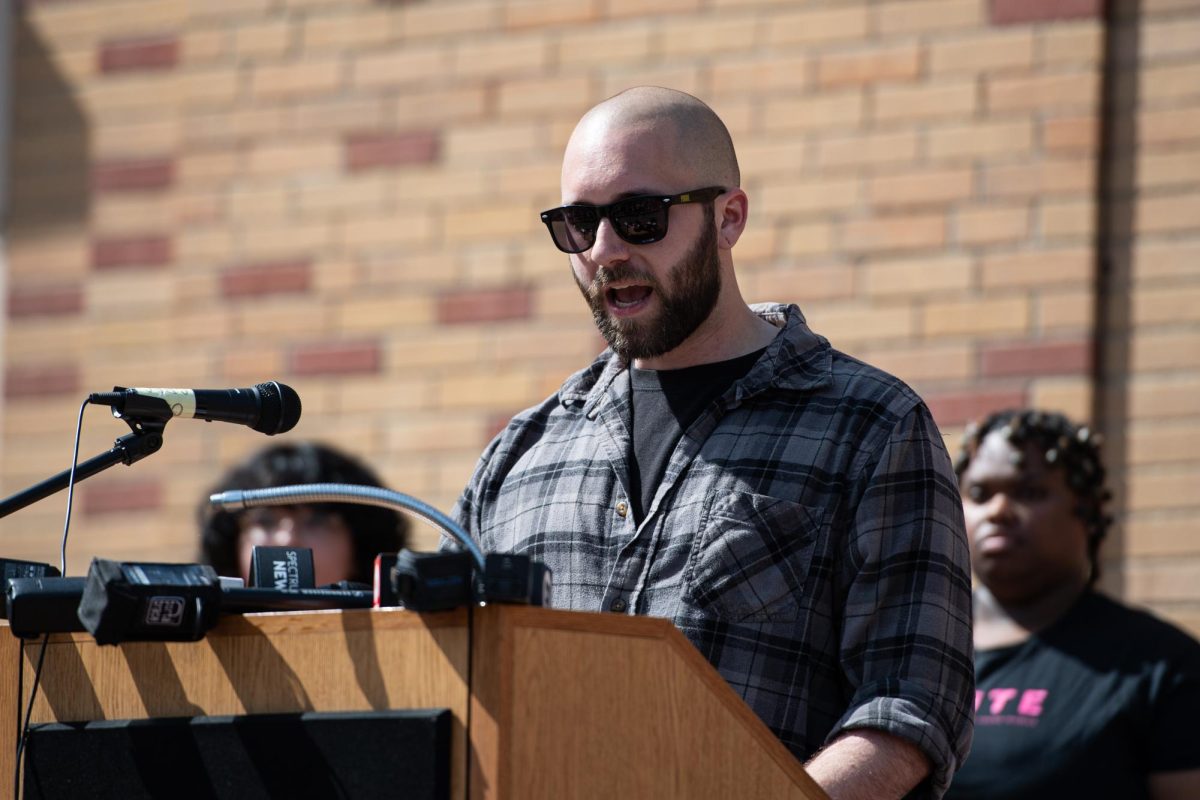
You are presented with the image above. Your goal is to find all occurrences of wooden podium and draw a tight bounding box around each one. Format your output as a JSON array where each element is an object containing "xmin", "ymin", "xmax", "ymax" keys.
[{"xmin": 0, "ymin": 605, "xmax": 826, "ymax": 799}]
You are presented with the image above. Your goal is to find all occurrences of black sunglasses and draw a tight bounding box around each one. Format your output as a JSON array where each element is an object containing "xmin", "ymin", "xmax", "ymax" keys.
[{"xmin": 540, "ymin": 186, "xmax": 726, "ymax": 254}]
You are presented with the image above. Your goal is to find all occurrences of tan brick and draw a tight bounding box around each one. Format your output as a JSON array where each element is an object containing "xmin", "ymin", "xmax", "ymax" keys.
[
  {"xmin": 729, "ymin": 225, "xmax": 782, "ymax": 264},
  {"xmin": 711, "ymin": 54, "xmax": 811, "ymax": 97},
  {"xmin": 1133, "ymin": 285, "xmax": 1200, "ymax": 325},
  {"xmin": 988, "ymin": 71, "xmax": 1100, "ymax": 113},
  {"xmin": 818, "ymin": 43, "xmax": 921, "ymax": 88},
  {"xmin": 1135, "ymin": 240, "xmax": 1200, "ymax": 280},
  {"xmin": 1038, "ymin": 20, "xmax": 1104, "ymax": 66},
  {"xmin": 301, "ymin": 9, "xmax": 398, "ymax": 49},
  {"xmin": 868, "ymin": 168, "xmax": 976, "ymax": 209},
  {"xmin": 401, "ymin": 0, "xmax": 503, "ymax": 38},
  {"xmin": 762, "ymin": 92, "xmax": 865, "ymax": 134},
  {"xmin": 86, "ymin": 271, "xmax": 173, "ymax": 315},
  {"xmin": 84, "ymin": 75, "xmax": 182, "ymax": 116},
  {"xmin": 93, "ymin": 118, "xmax": 182, "ymax": 157},
  {"xmin": 1028, "ymin": 377, "xmax": 1092, "ymax": 421},
  {"xmin": 227, "ymin": 184, "xmax": 289, "ymax": 221},
  {"xmin": 660, "ymin": 15, "xmax": 757, "ymax": 57},
  {"xmin": 497, "ymin": 75, "xmax": 591, "ymax": 117},
  {"xmin": 1130, "ymin": 421, "xmax": 1200, "ymax": 466},
  {"xmin": 451, "ymin": 32, "xmax": 549, "ymax": 78},
  {"xmin": 184, "ymin": 106, "xmax": 287, "ymax": 145},
  {"xmin": 1037, "ymin": 289, "xmax": 1094, "ymax": 332},
  {"xmin": 1124, "ymin": 515, "xmax": 1200, "ymax": 556},
  {"xmin": 768, "ymin": 6, "xmax": 870, "ymax": 47},
  {"xmin": 746, "ymin": 263, "xmax": 855, "ymax": 303},
  {"xmin": 555, "ymin": 21, "xmax": 653, "ymax": 68},
  {"xmin": 738, "ymin": 139, "xmax": 809, "ymax": 179},
  {"xmin": 864, "ymin": 255, "xmax": 974, "ymax": 297},
  {"xmin": 242, "ymin": 221, "xmax": 336, "ymax": 259},
  {"xmin": 1132, "ymin": 330, "xmax": 1200, "ymax": 372},
  {"xmin": 1138, "ymin": 148, "xmax": 1200, "ymax": 190},
  {"xmin": 353, "ymin": 44, "xmax": 451, "ymax": 88},
  {"xmin": 982, "ymin": 248, "xmax": 1092, "ymax": 288},
  {"xmin": 183, "ymin": 26, "xmax": 230, "ymax": 64},
  {"xmin": 1139, "ymin": 108, "xmax": 1200, "ymax": 146},
  {"xmin": 758, "ymin": 176, "xmax": 861, "ymax": 217},
  {"xmin": 860, "ymin": 343, "xmax": 975, "ymax": 383},
  {"xmin": 923, "ymin": 296, "xmax": 1031, "ymax": 337},
  {"xmin": 929, "ymin": 29, "xmax": 1034, "ymax": 74},
  {"xmin": 956, "ymin": 205, "xmax": 1030, "ymax": 245},
  {"xmin": 334, "ymin": 294, "xmax": 436, "ymax": 332},
  {"xmin": 818, "ymin": 130, "xmax": 920, "ymax": 170},
  {"xmin": 22, "ymin": 0, "xmax": 187, "ymax": 39},
  {"xmin": 841, "ymin": 213, "xmax": 947, "ymax": 254},
  {"xmin": 1130, "ymin": 377, "xmax": 1200, "ymax": 419},
  {"xmin": 873, "ymin": 80, "xmax": 978, "ymax": 123},
  {"xmin": 877, "ymin": 0, "xmax": 985, "ymax": 34},
  {"xmin": 1041, "ymin": 198, "xmax": 1095, "ymax": 240},
  {"xmin": 246, "ymin": 139, "xmax": 339, "ymax": 177},
  {"xmin": 782, "ymin": 221, "xmax": 836, "ymax": 257},
  {"xmin": 1044, "ymin": 114, "xmax": 1099, "ymax": 154},
  {"xmin": 1137, "ymin": 191, "xmax": 1200, "ymax": 234},
  {"xmin": 387, "ymin": 414, "xmax": 488, "ymax": 454},
  {"xmin": 1127, "ymin": 467, "xmax": 1200, "ymax": 512},
  {"xmin": 342, "ymin": 211, "xmax": 437, "ymax": 249},
  {"xmin": 444, "ymin": 121, "xmax": 546, "ymax": 165},
  {"xmin": 237, "ymin": 299, "xmax": 331, "ymax": 339},
  {"xmin": 986, "ymin": 157, "xmax": 1095, "ymax": 198},
  {"xmin": 92, "ymin": 195, "xmax": 175, "ymax": 233},
  {"xmin": 1142, "ymin": 18, "xmax": 1200, "ymax": 59},
  {"xmin": 805, "ymin": 304, "xmax": 916, "ymax": 347},
  {"xmin": 180, "ymin": 67, "xmax": 242, "ymax": 107},
  {"xmin": 505, "ymin": 0, "xmax": 601, "ymax": 29},
  {"xmin": 251, "ymin": 58, "xmax": 341, "ymax": 99},
  {"xmin": 177, "ymin": 227, "xmax": 235, "ymax": 264},
  {"xmin": 233, "ymin": 18, "xmax": 294, "ymax": 59},
  {"xmin": 435, "ymin": 369, "xmax": 540, "ymax": 410},
  {"xmin": 929, "ymin": 120, "xmax": 1034, "ymax": 161}
]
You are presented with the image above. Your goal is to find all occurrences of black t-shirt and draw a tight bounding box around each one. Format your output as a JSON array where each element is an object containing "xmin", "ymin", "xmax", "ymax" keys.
[
  {"xmin": 946, "ymin": 591, "xmax": 1200, "ymax": 800},
  {"xmin": 628, "ymin": 349, "xmax": 763, "ymax": 522}
]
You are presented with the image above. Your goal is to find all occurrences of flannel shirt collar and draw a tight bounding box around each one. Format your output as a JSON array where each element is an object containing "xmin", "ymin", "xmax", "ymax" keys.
[{"xmin": 557, "ymin": 303, "xmax": 833, "ymax": 413}]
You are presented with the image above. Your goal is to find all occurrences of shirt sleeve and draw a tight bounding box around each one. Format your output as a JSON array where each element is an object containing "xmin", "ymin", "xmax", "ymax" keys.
[{"xmin": 830, "ymin": 403, "xmax": 976, "ymax": 799}]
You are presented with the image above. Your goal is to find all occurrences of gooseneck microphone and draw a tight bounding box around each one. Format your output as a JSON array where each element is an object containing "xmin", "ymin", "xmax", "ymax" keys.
[{"xmin": 88, "ymin": 381, "xmax": 301, "ymax": 435}]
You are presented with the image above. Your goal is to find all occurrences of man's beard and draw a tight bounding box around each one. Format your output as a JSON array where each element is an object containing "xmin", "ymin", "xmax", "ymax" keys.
[{"xmin": 574, "ymin": 216, "xmax": 721, "ymax": 361}]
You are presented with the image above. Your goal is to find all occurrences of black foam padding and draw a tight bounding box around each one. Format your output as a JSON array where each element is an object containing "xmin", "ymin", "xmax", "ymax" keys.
[
  {"xmin": 23, "ymin": 709, "xmax": 450, "ymax": 800},
  {"xmin": 253, "ymin": 382, "xmax": 301, "ymax": 435}
]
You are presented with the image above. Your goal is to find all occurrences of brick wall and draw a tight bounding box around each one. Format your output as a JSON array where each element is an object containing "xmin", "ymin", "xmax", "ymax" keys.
[{"xmin": 3, "ymin": 0, "xmax": 1197, "ymax": 633}]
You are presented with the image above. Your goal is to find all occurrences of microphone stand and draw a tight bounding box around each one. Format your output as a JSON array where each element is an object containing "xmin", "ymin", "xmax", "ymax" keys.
[{"xmin": 0, "ymin": 416, "xmax": 167, "ymax": 520}]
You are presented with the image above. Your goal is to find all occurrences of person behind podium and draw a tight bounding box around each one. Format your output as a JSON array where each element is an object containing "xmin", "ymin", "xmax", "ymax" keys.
[
  {"xmin": 451, "ymin": 86, "xmax": 974, "ymax": 799},
  {"xmin": 198, "ymin": 441, "xmax": 409, "ymax": 588},
  {"xmin": 946, "ymin": 409, "xmax": 1200, "ymax": 800}
]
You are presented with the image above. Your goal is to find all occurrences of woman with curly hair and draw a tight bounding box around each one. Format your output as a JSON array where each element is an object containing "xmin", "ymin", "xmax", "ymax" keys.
[
  {"xmin": 946, "ymin": 409, "xmax": 1200, "ymax": 800},
  {"xmin": 198, "ymin": 442, "xmax": 409, "ymax": 588}
]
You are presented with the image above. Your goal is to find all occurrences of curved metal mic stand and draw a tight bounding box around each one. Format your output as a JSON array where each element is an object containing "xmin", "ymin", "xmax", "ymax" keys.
[{"xmin": 208, "ymin": 483, "xmax": 486, "ymax": 573}]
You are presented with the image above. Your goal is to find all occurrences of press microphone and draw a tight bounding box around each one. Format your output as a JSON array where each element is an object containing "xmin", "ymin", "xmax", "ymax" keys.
[{"xmin": 88, "ymin": 381, "xmax": 301, "ymax": 435}]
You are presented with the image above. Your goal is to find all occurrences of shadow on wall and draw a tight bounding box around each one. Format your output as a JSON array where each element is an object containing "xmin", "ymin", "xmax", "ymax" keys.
[{"xmin": 8, "ymin": 10, "xmax": 90, "ymax": 232}]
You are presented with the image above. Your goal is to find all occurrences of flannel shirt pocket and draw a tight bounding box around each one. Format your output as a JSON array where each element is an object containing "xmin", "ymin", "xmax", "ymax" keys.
[{"xmin": 683, "ymin": 491, "xmax": 821, "ymax": 622}]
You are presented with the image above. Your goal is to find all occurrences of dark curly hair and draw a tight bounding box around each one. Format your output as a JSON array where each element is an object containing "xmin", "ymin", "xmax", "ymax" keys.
[
  {"xmin": 954, "ymin": 409, "xmax": 1113, "ymax": 586},
  {"xmin": 197, "ymin": 442, "xmax": 409, "ymax": 585}
]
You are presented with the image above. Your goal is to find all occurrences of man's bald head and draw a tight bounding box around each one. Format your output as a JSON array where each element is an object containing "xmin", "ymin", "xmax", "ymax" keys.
[{"xmin": 567, "ymin": 87, "xmax": 740, "ymax": 191}]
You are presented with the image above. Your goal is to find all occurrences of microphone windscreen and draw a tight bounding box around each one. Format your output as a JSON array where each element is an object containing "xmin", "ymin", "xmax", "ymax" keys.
[{"xmin": 255, "ymin": 381, "xmax": 302, "ymax": 435}]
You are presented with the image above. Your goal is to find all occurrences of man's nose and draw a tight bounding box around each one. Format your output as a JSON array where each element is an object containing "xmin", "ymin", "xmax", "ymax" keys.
[{"xmin": 588, "ymin": 217, "xmax": 631, "ymax": 266}]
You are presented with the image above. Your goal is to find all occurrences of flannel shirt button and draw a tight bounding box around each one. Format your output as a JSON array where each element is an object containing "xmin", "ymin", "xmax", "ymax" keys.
[
  {"xmin": 609, "ymin": 597, "xmax": 627, "ymax": 613},
  {"xmin": 616, "ymin": 501, "xmax": 629, "ymax": 518}
]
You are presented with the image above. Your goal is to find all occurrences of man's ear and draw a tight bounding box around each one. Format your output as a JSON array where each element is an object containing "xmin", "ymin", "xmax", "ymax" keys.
[{"xmin": 717, "ymin": 189, "xmax": 749, "ymax": 250}]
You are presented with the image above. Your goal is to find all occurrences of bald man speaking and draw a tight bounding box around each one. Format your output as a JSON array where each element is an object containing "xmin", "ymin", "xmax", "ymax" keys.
[{"xmin": 452, "ymin": 87, "xmax": 974, "ymax": 800}]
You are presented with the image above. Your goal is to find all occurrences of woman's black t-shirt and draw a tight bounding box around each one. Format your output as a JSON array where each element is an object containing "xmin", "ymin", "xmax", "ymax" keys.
[{"xmin": 946, "ymin": 591, "xmax": 1200, "ymax": 800}]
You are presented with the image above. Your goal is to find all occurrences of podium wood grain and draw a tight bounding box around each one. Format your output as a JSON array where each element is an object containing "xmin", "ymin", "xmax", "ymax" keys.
[{"xmin": 470, "ymin": 605, "xmax": 827, "ymax": 800}]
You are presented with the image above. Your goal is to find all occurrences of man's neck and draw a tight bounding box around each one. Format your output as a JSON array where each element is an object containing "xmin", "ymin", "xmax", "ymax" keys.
[{"xmin": 632, "ymin": 302, "xmax": 779, "ymax": 371}]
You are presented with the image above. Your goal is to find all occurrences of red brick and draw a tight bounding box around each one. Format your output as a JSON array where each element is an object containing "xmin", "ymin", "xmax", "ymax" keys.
[
  {"xmin": 91, "ymin": 158, "xmax": 175, "ymax": 193},
  {"xmin": 5, "ymin": 364, "xmax": 80, "ymax": 399},
  {"xmin": 980, "ymin": 339, "xmax": 1092, "ymax": 377},
  {"xmin": 221, "ymin": 260, "xmax": 312, "ymax": 299},
  {"xmin": 98, "ymin": 35, "xmax": 180, "ymax": 74},
  {"xmin": 82, "ymin": 479, "xmax": 164, "ymax": 516},
  {"xmin": 91, "ymin": 236, "xmax": 173, "ymax": 270},
  {"xmin": 344, "ymin": 130, "xmax": 440, "ymax": 172},
  {"xmin": 8, "ymin": 284, "xmax": 84, "ymax": 318},
  {"xmin": 437, "ymin": 286, "xmax": 535, "ymax": 325},
  {"xmin": 291, "ymin": 340, "xmax": 382, "ymax": 376},
  {"xmin": 990, "ymin": 0, "xmax": 1100, "ymax": 25},
  {"xmin": 926, "ymin": 388, "xmax": 1028, "ymax": 427}
]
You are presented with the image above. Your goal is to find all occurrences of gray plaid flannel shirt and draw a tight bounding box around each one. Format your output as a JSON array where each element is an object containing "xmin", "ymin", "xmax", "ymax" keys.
[{"xmin": 454, "ymin": 303, "xmax": 974, "ymax": 798}]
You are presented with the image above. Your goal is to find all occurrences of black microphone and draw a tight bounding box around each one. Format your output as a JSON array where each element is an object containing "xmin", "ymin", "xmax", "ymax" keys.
[{"xmin": 88, "ymin": 381, "xmax": 301, "ymax": 435}]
